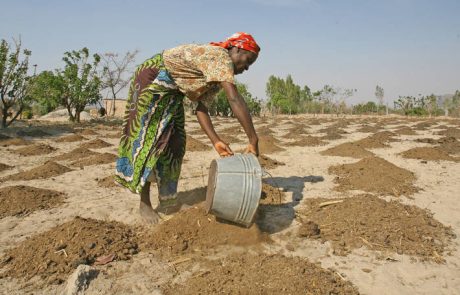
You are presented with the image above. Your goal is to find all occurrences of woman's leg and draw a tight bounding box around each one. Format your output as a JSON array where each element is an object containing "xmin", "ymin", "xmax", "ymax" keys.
[{"xmin": 139, "ymin": 180, "xmax": 161, "ymax": 223}]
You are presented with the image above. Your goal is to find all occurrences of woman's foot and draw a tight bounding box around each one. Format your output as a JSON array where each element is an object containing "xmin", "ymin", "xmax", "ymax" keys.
[{"xmin": 139, "ymin": 201, "xmax": 161, "ymax": 224}]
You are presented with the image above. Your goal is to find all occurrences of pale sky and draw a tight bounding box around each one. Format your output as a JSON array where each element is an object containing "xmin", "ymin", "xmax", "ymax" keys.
[{"xmin": 1, "ymin": 0, "xmax": 459, "ymax": 105}]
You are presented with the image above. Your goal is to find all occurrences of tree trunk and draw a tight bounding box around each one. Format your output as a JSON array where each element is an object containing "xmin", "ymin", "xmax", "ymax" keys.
[
  {"xmin": 1, "ymin": 108, "xmax": 7, "ymax": 128},
  {"xmin": 111, "ymin": 87, "xmax": 116, "ymax": 116}
]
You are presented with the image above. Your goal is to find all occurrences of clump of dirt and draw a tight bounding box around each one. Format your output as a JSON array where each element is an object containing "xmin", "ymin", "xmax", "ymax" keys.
[
  {"xmin": 258, "ymin": 154, "xmax": 285, "ymax": 170},
  {"xmin": 75, "ymin": 129, "xmax": 99, "ymax": 136},
  {"xmin": 298, "ymin": 220, "xmax": 321, "ymax": 238},
  {"xmin": 54, "ymin": 147, "xmax": 99, "ymax": 161},
  {"xmin": 321, "ymin": 142, "xmax": 374, "ymax": 158},
  {"xmin": 260, "ymin": 182, "xmax": 285, "ymax": 205},
  {"xmin": 161, "ymin": 252, "xmax": 359, "ymax": 295},
  {"xmin": 0, "ymin": 163, "xmax": 13, "ymax": 172},
  {"xmin": 96, "ymin": 175, "xmax": 118, "ymax": 188},
  {"xmin": 186, "ymin": 136, "xmax": 211, "ymax": 152},
  {"xmin": 71, "ymin": 153, "xmax": 116, "ymax": 168},
  {"xmin": 287, "ymin": 136, "xmax": 326, "ymax": 147},
  {"xmin": 79, "ymin": 138, "xmax": 112, "ymax": 149},
  {"xmin": 436, "ymin": 127, "xmax": 460, "ymax": 139},
  {"xmin": 16, "ymin": 129, "xmax": 50, "ymax": 137},
  {"xmin": 13, "ymin": 143, "xmax": 57, "ymax": 156},
  {"xmin": 328, "ymin": 157, "xmax": 418, "ymax": 196},
  {"xmin": 1, "ymin": 217, "xmax": 138, "ymax": 284},
  {"xmin": 55, "ymin": 134, "xmax": 87, "ymax": 142},
  {"xmin": 400, "ymin": 147, "xmax": 459, "ymax": 162},
  {"xmin": 356, "ymin": 125, "xmax": 382, "ymax": 133},
  {"xmin": 393, "ymin": 126, "xmax": 417, "ymax": 135},
  {"xmin": 0, "ymin": 138, "xmax": 31, "ymax": 147},
  {"xmin": 353, "ymin": 131, "xmax": 398, "ymax": 149},
  {"xmin": 0, "ymin": 186, "xmax": 65, "ymax": 218},
  {"xmin": 259, "ymin": 135, "xmax": 285, "ymax": 154},
  {"xmin": 299, "ymin": 195, "xmax": 455, "ymax": 262},
  {"xmin": 140, "ymin": 207, "xmax": 270, "ymax": 255},
  {"xmin": 2, "ymin": 161, "xmax": 72, "ymax": 181}
]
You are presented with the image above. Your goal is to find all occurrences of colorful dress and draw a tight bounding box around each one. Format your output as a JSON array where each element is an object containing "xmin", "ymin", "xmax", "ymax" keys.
[{"xmin": 115, "ymin": 45, "xmax": 234, "ymax": 206}]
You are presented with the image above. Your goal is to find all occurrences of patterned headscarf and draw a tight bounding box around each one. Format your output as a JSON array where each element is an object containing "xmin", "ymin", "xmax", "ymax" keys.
[{"xmin": 210, "ymin": 32, "xmax": 260, "ymax": 54}]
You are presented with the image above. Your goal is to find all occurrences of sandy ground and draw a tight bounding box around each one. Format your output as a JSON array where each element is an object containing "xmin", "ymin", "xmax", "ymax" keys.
[{"xmin": 0, "ymin": 114, "xmax": 459, "ymax": 294}]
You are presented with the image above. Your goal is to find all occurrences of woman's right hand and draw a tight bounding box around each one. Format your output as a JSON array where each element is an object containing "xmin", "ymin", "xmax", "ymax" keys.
[{"xmin": 214, "ymin": 141, "xmax": 234, "ymax": 157}]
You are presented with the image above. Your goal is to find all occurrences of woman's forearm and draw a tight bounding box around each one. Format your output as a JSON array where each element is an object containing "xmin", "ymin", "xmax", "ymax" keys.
[{"xmin": 196, "ymin": 102, "xmax": 221, "ymax": 145}]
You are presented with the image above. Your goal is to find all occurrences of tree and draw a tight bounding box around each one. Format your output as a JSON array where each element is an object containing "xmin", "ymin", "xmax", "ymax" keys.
[
  {"xmin": 212, "ymin": 81, "xmax": 261, "ymax": 116},
  {"xmin": 313, "ymin": 85, "xmax": 336, "ymax": 114},
  {"xmin": 375, "ymin": 85, "xmax": 384, "ymax": 114},
  {"xmin": 394, "ymin": 95, "xmax": 427, "ymax": 116},
  {"xmin": 425, "ymin": 94, "xmax": 438, "ymax": 117},
  {"xmin": 59, "ymin": 47, "xmax": 102, "ymax": 122},
  {"xmin": 0, "ymin": 38, "xmax": 32, "ymax": 128},
  {"xmin": 28, "ymin": 70, "xmax": 64, "ymax": 115},
  {"xmin": 101, "ymin": 50, "xmax": 138, "ymax": 116},
  {"xmin": 266, "ymin": 75, "xmax": 311, "ymax": 114},
  {"xmin": 334, "ymin": 88, "xmax": 356, "ymax": 115}
]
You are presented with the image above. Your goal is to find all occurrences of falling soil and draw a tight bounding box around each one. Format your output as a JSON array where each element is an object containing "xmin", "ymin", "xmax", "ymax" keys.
[
  {"xmin": 79, "ymin": 138, "xmax": 112, "ymax": 149},
  {"xmin": 139, "ymin": 207, "xmax": 270, "ymax": 256},
  {"xmin": 436, "ymin": 127, "xmax": 460, "ymax": 139},
  {"xmin": 287, "ymin": 135, "xmax": 326, "ymax": 147},
  {"xmin": 161, "ymin": 252, "xmax": 360, "ymax": 295},
  {"xmin": 0, "ymin": 185, "xmax": 65, "ymax": 218},
  {"xmin": 54, "ymin": 134, "xmax": 87, "ymax": 142},
  {"xmin": 353, "ymin": 131, "xmax": 398, "ymax": 149},
  {"xmin": 299, "ymin": 195, "xmax": 456, "ymax": 262},
  {"xmin": 13, "ymin": 144, "xmax": 57, "ymax": 156},
  {"xmin": 0, "ymin": 217, "xmax": 139, "ymax": 284},
  {"xmin": 0, "ymin": 138, "xmax": 31, "ymax": 147},
  {"xmin": 0, "ymin": 163, "xmax": 13, "ymax": 172},
  {"xmin": 258, "ymin": 154, "xmax": 285, "ymax": 170},
  {"xmin": 393, "ymin": 126, "xmax": 417, "ymax": 135},
  {"xmin": 186, "ymin": 136, "xmax": 211, "ymax": 152},
  {"xmin": 258, "ymin": 135, "xmax": 285, "ymax": 154},
  {"xmin": 2, "ymin": 161, "xmax": 72, "ymax": 182},
  {"xmin": 96, "ymin": 175, "xmax": 118, "ymax": 188},
  {"xmin": 71, "ymin": 153, "xmax": 116, "ymax": 168},
  {"xmin": 328, "ymin": 157, "xmax": 418, "ymax": 197},
  {"xmin": 54, "ymin": 147, "xmax": 99, "ymax": 161},
  {"xmin": 75, "ymin": 129, "xmax": 99, "ymax": 136},
  {"xmin": 16, "ymin": 129, "xmax": 50, "ymax": 137},
  {"xmin": 321, "ymin": 142, "xmax": 374, "ymax": 159},
  {"xmin": 400, "ymin": 147, "xmax": 459, "ymax": 162},
  {"xmin": 260, "ymin": 182, "xmax": 285, "ymax": 205}
]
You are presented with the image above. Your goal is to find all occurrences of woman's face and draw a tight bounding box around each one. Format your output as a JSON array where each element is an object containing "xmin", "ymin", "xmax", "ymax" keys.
[{"xmin": 230, "ymin": 48, "xmax": 258, "ymax": 75}]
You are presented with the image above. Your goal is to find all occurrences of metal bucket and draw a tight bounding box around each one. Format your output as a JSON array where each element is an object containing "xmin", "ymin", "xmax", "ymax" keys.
[{"xmin": 206, "ymin": 153, "xmax": 262, "ymax": 227}]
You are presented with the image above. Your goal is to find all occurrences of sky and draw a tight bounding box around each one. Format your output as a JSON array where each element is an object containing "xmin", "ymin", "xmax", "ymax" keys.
[{"xmin": 1, "ymin": 0, "xmax": 459, "ymax": 105}]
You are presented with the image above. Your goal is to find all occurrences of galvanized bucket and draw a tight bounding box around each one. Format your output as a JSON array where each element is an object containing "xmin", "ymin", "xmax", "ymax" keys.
[{"xmin": 206, "ymin": 153, "xmax": 262, "ymax": 227}]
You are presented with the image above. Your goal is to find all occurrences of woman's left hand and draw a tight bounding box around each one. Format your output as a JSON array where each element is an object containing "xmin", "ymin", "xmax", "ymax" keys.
[{"xmin": 214, "ymin": 141, "xmax": 234, "ymax": 157}]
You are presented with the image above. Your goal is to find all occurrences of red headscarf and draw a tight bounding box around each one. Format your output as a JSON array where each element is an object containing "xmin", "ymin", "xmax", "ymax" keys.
[{"xmin": 210, "ymin": 32, "xmax": 260, "ymax": 54}]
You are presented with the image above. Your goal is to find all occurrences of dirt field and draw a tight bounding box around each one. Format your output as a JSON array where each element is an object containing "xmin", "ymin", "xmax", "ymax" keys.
[{"xmin": 0, "ymin": 114, "xmax": 459, "ymax": 294}]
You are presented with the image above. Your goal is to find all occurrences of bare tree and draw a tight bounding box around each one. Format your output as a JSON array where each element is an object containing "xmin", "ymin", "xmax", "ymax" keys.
[
  {"xmin": 101, "ymin": 50, "xmax": 139, "ymax": 116},
  {"xmin": 375, "ymin": 85, "xmax": 384, "ymax": 114}
]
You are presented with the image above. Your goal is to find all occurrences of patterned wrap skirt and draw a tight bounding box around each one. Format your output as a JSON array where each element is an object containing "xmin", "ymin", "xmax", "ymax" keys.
[{"xmin": 115, "ymin": 53, "xmax": 186, "ymax": 206}]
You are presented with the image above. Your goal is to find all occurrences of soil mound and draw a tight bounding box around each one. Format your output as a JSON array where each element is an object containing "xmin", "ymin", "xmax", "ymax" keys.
[
  {"xmin": 96, "ymin": 175, "xmax": 118, "ymax": 188},
  {"xmin": 0, "ymin": 133, "xmax": 11, "ymax": 140},
  {"xmin": 2, "ymin": 161, "xmax": 72, "ymax": 181},
  {"xmin": 393, "ymin": 126, "xmax": 417, "ymax": 135},
  {"xmin": 256, "ymin": 125, "xmax": 274, "ymax": 135},
  {"xmin": 16, "ymin": 129, "xmax": 50, "ymax": 137},
  {"xmin": 71, "ymin": 153, "xmax": 116, "ymax": 168},
  {"xmin": 75, "ymin": 129, "xmax": 99, "ymax": 136},
  {"xmin": 299, "ymin": 195, "xmax": 455, "ymax": 262},
  {"xmin": 140, "ymin": 207, "xmax": 270, "ymax": 255},
  {"xmin": 436, "ymin": 127, "xmax": 460, "ymax": 139},
  {"xmin": 186, "ymin": 136, "xmax": 211, "ymax": 152},
  {"xmin": 218, "ymin": 133, "xmax": 242, "ymax": 144},
  {"xmin": 0, "ymin": 163, "xmax": 13, "ymax": 172},
  {"xmin": 356, "ymin": 125, "xmax": 382, "ymax": 133},
  {"xmin": 353, "ymin": 131, "xmax": 398, "ymax": 149},
  {"xmin": 101, "ymin": 132, "xmax": 121, "ymax": 139},
  {"xmin": 413, "ymin": 121, "xmax": 436, "ymax": 130},
  {"xmin": 218, "ymin": 125, "xmax": 243, "ymax": 136},
  {"xmin": 162, "ymin": 252, "xmax": 359, "ymax": 295},
  {"xmin": 54, "ymin": 147, "xmax": 98, "ymax": 161},
  {"xmin": 328, "ymin": 157, "xmax": 418, "ymax": 196},
  {"xmin": 13, "ymin": 144, "xmax": 57, "ymax": 156},
  {"xmin": 0, "ymin": 185, "xmax": 65, "ymax": 218},
  {"xmin": 287, "ymin": 135, "xmax": 326, "ymax": 147},
  {"xmin": 259, "ymin": 135, "xmax": 285, "ymax": 154},
  {"xmin": 284, "ymin": 126, "xmax": 309, "ymax": 138},
  {"xmin": 400, "ymin": 147, "xmax": 459, "ymax": 162},
  {"xmin": 258, "ymin": 154, "xmax": 285, "ymax": 170},
  {"xmin": 260, "ymin": 183, "xmax": 285, "ymax": 205},
  {"xmin": 79, "ymin": 138, "xmax": 112, "ymax": 149},
  {"xmin": 321, "ymin": 142, "xmax": 374, "ymax": 158},
  {"xmin": 438, "ymin": 137, "xmax": 460, "ymax": 155},
  {"xmin": 55, "ymin": 134, "xmax": 87, "ymax": 142},
  {"xmin": 320, "ymin": 132, "xmax": 344, "ymax": 140},
  {"xmin": 1, "ymin": 217, "xmax": 138, "ymax": 284},
  {"xmin": 0, "ymin": 138, "xmax": 31, "ymax": 147}
]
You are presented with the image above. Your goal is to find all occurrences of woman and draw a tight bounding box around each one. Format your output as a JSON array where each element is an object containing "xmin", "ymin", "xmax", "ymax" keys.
[{"xmin": 115, "ymin": 32, "xmax": 260, "ymax": 223}]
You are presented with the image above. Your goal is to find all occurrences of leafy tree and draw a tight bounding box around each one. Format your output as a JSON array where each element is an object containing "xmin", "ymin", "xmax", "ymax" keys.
[
  {"xmin": 353, "ymin": 101, "xmax": 378, "ymax": 114},
  {"xmin": 28, "ymin": 70, "xmax": 64, "ymax": 115},
  {"xmin": 211, "ymin": 81, "xmax": 261, "ymax": 116},
  {"xmin": 313, "ymin": 85, "xmax": 336, "ymax": 114},
  {"xmin": 375, "ymin": 85, "xmax": 385, "ymax": 114},
  {"xmin": 60, "ymin": 47, "xmax": 102, "ymax": 122},
  {"xmin": 425, "ymin": 94, "xmax": 438, "ymax": 117},
  {"xmin": 101, "ymin": 50, "xmax": 138, "ymax": 116},
  {"xmin": 394, "ymin": 95, "xmax": 427, "ymax": 116},
  {"xmin": 0, "ymin": 38, "xmax": 33, "ymax": 128},
  {"xmin": 266, "ymin": 75, "xmax": 311, "ymax": 114}
]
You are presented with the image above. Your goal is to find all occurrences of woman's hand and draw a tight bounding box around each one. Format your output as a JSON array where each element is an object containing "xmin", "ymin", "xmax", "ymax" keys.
[
  {"xmin": 214, "ymin": 141, "xmax": 234, "ymax": 157},
  {"xmin": 244, "ymin": 142, "xmax": 259, "ymax": 157}
]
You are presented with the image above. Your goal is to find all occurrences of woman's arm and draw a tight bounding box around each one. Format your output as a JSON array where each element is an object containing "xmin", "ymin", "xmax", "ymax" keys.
[
  {"xmin": 220, "ymin": 81, "xmax": 259, "ymax": 155},
  {"xmin": 196, "ymin": 102, "xmax": 233, "ymax": 157}
]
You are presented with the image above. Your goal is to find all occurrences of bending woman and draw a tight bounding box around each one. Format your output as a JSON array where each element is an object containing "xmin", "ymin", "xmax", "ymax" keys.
[{"xmin": 115, "ymin": 32, "xmax": 260, "ymax": 223}]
